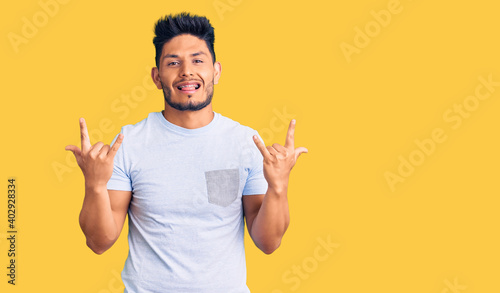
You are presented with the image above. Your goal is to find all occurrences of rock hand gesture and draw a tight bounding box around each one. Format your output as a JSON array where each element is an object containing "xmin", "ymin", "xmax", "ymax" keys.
[{"xmin": 65, "ymin": 118, "xmax": 124, "ymax": 188}]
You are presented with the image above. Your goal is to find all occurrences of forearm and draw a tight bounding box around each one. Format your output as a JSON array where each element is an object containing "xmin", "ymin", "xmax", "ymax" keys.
[
  {"xmin": 79, "ymin": 184, "xmax": 118, "ymax": 254},
  {"xmin": 250, "ymin": 185, "xmax": 290, "ymax": 254}
]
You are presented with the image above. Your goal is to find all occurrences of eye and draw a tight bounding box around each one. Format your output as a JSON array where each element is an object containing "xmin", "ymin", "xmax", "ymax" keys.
[
  {"xmin": 194, "ymin": 59, "xmax": 203, "ymax": 63},
  {"xmin": 167, "ymin": 61, "xmax": 179, "ymax": 66}
]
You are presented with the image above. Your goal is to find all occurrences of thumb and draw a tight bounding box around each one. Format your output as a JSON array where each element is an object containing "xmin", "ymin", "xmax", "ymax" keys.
[
  {"xmin": 294, "ymin": 147, "xmax": 308, "ymax": 161},
  {"xmin": 65, "ymin": 145, "xmax": 81, "ymax": 158}
]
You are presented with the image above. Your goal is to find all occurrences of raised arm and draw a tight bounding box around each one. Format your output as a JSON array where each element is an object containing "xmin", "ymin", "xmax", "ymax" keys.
[
  {"xmin": 243, "ymin": 119, "xmax": 308, "ymax": 254},
  {"xmin": 65, "ymin": 118, "xmax": 131, "ymax": 254}
]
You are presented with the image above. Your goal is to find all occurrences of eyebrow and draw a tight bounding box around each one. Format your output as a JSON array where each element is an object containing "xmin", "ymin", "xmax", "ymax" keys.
[{"xmin": 163, "ymin": 51, "xmax": 206, "ymax": 60}]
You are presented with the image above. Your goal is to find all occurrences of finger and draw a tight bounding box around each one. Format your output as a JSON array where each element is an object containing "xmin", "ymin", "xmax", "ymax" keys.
[
  {"xmin": 98, "ymin": 145, "xmax": 111, "ymax": 159},
  {"xmin": 272, "ymin": 143, "xmax": 287, "ymax": 154},
  {"xmin": 294, "ymin": 147, "xmax": 309, "ymax": 161},
  {"xmin": 65, "ymin": 145, "xmax": 82, "ymax": 158},
  {"xmin": 108, "ymin": 134, "xmax": 124, "ymax": 159},
  {"xmin": 284, "ymin": 119, "xmax": 296, "ymax": 149},
  {"xmin": 267, "ymin": 145, "xmax": 279, "ymax": 156},
  {"xmin": 253, "ymin": 134, "xmax": 270, "ymax": 158},
  {"xmin": 80, "ymin": 118, "xmax": 91, "ymax": 152},
  {"xmin": 89, "ymin": 141, "xmax": 105, "ymax": 157}
]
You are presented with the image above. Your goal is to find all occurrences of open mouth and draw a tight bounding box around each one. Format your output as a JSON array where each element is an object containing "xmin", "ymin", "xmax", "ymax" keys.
[{"xmin": 176, "ymin": 82, "xmax": 201, "ymax": 92}]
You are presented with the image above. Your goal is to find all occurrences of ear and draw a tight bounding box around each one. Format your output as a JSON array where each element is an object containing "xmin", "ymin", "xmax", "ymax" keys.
[
  {"xmin": 151, "ymin": 67, "xmax": 163, "ymax": 90},
  {"xmin": 213, "ymin": 61, "xmax": 222, "ymax": 85}
]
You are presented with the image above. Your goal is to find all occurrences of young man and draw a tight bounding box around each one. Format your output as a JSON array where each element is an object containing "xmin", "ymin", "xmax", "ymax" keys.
[{"xmin": 65, "ymin": 12, "xmax": 308, "ymax": 292}]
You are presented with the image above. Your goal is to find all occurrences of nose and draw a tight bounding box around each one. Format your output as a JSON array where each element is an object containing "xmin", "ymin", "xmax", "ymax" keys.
[{"xmin": 179, "ymin": 62, "xmax": 193, "ymax": 77}]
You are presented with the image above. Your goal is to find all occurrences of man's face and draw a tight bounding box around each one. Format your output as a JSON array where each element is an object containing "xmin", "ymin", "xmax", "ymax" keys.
[{"xmin": 152, "ymin": 34, "xmax": 221, "ymax": 111}]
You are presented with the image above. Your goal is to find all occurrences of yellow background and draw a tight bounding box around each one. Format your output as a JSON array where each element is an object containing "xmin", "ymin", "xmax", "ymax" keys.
[{"xmin": 1, "ymin": 0, "xmax": 499, "ymax": 292}]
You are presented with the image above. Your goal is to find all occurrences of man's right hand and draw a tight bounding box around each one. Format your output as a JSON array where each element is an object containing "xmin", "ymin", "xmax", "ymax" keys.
[{"xmin": 65, "ymin": 118, "xmax": 124, "ymax": 187}]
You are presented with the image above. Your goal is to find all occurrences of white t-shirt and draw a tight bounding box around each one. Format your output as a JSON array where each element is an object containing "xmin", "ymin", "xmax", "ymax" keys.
[{"xmin": 107, "ymin": 111, "xmax": 268, "ymax": 293}]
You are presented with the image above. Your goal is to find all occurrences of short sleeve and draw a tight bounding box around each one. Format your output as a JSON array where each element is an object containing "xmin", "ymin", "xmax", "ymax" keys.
[
  {"xmin": 107, "ymin": 128, "xmax": 132, "ymax": 191},
  {"xmin": 242, "ymin": 130, "xmax": 268, "ymax": 195}
]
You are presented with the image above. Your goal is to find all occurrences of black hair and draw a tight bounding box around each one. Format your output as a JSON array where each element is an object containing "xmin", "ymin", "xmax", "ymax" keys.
[{"xmin": 153, "ymin": 12, "xmax": 216, "ymax": 68}]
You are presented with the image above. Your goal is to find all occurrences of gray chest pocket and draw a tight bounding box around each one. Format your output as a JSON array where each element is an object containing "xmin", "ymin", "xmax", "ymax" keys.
[{"xmin": 205, "ymin": 168, "xmax": 240, "ymax": 207}]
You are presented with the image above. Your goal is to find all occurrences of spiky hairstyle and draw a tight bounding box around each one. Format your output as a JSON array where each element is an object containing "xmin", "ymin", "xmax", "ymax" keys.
[{"xmin": 153, "ymin": 12, "xmax": 216, "ymax": 68}]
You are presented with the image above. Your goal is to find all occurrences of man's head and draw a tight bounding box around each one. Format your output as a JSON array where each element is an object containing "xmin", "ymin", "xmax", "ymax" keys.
[
  {"xmin": 151, "ymin": 12, "xmax": 221, "ymax": 112},
  {"xmin": 153, "ymin": 12, "xmax": 216, "ymax": 67}
]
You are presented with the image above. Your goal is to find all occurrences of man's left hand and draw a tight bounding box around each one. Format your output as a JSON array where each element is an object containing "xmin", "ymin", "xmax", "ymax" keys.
[{"xmin": 253, "ymin": 119, "xmax": 308, "ymax": 192}]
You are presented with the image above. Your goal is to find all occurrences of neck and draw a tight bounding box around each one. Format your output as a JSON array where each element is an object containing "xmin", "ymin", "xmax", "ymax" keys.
[{"xmin": 162, "ymin": 104, "xmax": 214, "ymax": 129}]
